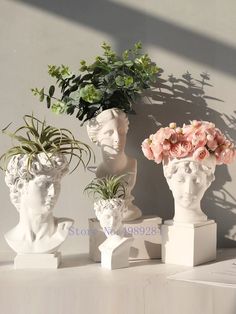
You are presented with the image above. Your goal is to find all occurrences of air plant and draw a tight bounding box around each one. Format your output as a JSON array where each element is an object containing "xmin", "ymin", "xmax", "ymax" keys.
[
  {"xmin": 84, "ymin": 175, "xmax": 127, "ymax": 201},
  {"xmin": 0, "ymin": 114, "xmax": 93, "ymax": 172}
]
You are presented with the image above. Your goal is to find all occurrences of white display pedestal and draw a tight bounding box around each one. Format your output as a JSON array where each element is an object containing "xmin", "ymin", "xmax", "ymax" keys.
[
  {"xmin": 99, "ymin": 236, "xmax": 134, "ymax": 270},
  {"xmin": 89, "ymin": 216, "xmax": 162, "ymax": 262},
  {"xmin": 14, "ymin": 252, "xmax": 61, "ymax": 269},
  {"xmin": 161, "ymin": 220, "xmax": 217, "ymax": 266}
]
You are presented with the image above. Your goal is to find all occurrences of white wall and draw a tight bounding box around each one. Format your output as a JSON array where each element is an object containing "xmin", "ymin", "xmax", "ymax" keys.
[{"xmin": 0, "ymin": 0, "xmax": 235, "ymax": 253}]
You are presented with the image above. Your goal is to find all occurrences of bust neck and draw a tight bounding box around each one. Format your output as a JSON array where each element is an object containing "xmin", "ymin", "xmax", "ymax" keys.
[
  {"xmin": 101, "ymin": 151, "xmax": 128, "ymax": 173},
  {"xmin": 19, "ymin": 207, "xmax": 55, "ymax": 238},
  {"xmin": 174, "ymin": 201, "xmax": 207, "ymax": 223}
]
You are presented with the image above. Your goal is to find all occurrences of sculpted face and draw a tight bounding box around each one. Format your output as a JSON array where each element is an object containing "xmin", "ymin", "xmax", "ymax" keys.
[
  {"xmin": 20, "ymin": 175, "xmax": 61, "ymax": 215},
  {"xmin": 97, "ymin": 118, "xmax": 127, "ymax": 156},
  {"xmin": 168, "ymin": 162, "xmax": 210, "ymax": 210},
  {"xmin": 169, "ymin": 165, "xmax": 208, "ymax": 209},
  {"xmin": 97, "ymin": 207, "xmax": 123, "ymax": 235}
]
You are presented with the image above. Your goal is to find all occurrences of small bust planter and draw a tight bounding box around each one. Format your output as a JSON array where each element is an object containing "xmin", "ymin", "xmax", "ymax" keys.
[
  {"xmin": 94, "ymin": 198, "xmax": 125, "ymax": 237},
  {"xmin": 1, "ymin": 115, "xmax": 92, "ymax": 268},
  {"xmin": 85, "ymin": 175, "xmax": 134, "ymax": 269},
  {"xmin": 142, "ymin": 120, "xmax": 236, "ymax": 266}
]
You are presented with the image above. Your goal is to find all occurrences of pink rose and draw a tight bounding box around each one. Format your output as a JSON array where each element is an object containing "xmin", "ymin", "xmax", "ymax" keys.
[
  {"xmin": 150, "ymin": 142, "xmax": 164, "ymax": 164},
  {"xmin": 182, "ymin": 124, "xmax": 194, "ymax": 140},
  {"xmin": 216, "ymin": 148, "xmax": 236, "ymax": 164},
  {"xmin": 141, "ymin": 139, "xmax": 154, "ymax": 160},
  {"xmin": 191, "ymin": 129, "xmax": 207, "ymax": 148},
  {"xmin": 170, "ymin": 141, "xmax": 192, "ymax": 158},
  {"xmin": 215, "ymin": 129, "xmax": 226, "ymax": 145},
  {"xmin": 162, "ymin": 139, "xmax": 171, "ymax": 151},
  {"xmin": 192, "ymin": 120, "xmax": 202, "ymax": 127},
  {"xmin": 193, "ymin": 147, "xmax": 210, "ymax": 161},
  {"xmin": 207, "ymin": 139, "xmax": 218, "ymax": 151},
  {"xmin": 153, "ymin": 127, "xmax": 175, "ymax": 144},
  {"xmin": 154, "ymin": 152, "xmax": 163, "ymax": 164}
]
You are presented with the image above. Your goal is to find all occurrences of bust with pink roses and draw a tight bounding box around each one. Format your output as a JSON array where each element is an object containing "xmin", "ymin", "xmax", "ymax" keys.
[{"xmin": 142, "ymin": 120, "xmax": 236, "ymax": 223}]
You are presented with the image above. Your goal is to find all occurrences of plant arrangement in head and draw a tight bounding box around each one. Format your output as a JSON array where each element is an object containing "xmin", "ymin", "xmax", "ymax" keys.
[
  {"xmin": 85, "ymin": 175, "xmax": 127, "ymax": 236},
  {"xmin": 32, "ymin": 42, "xmax": 159, "ymax": 124},
  {"xmin": 1, "ymin": 114, "xmax": 93, "ymax": 172},
  {"xmin": 1, "ymin": 114, "xmax": 93, "ymax": 254},
  {"xmin": 142, "ymin": 120, "xmax": 236, "ymax": 223}
]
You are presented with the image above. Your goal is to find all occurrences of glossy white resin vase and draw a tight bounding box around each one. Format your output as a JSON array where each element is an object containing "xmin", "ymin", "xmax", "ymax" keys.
[
  {"xmin": 163, "ymin": 155, "xmax": 216, "ymax": 224},
  {"xmin": 94, "ymin": 198, "xmax": 133, "ymax": 269},
  {"xmin": 4, "ymin": 153, "xmax": 74, "ymax": 258},
  {"xmin": 87, "ymin": 108, "xmax": 142, "ymax": 222}
]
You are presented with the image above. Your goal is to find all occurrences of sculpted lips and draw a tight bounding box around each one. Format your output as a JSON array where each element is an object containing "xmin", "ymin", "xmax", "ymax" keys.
[{"xmin": 182, "ymin": 194, "xmax": 197, "ymax": 202}]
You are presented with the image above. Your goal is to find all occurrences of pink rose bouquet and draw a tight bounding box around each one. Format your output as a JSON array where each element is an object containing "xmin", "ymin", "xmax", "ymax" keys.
[{"xmin": 142, "ymin": 120, "xmax": 236, "ymax": 165}]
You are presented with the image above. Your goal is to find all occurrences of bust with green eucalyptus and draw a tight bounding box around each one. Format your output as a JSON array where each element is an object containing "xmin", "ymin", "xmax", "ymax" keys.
[{"xmin": 32, "ymin": 42, "xmax": 159, "ymax": 124}]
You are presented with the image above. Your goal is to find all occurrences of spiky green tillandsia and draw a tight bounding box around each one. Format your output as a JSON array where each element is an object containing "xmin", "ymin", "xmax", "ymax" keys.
[
  {"xmin": 0, "ymin": 114, "xmax": 94, "ymax": 173},
  {"xmin": 84, "ymin": 174, "xmax": 127, "ymax": 201},
  {"xmin": 32, "ymin": 41, "xmax": 159, "ymax": 124}
]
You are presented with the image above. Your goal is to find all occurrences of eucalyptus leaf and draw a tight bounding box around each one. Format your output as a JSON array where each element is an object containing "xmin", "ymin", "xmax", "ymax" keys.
[{"xmin": 49, "ymin": 85, "xmax": 55, "ymax": 97}]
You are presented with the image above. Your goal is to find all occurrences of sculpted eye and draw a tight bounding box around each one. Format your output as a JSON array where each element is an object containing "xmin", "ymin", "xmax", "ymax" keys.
[
  {"xmin": 177, "ymin": 176, "xmax": 184, "ymax": 182},
  {"xmin": 17, "ymin": 182, "xmax": 23, "ymax": 189},
  {"xmin": 104, "ymin": 130, "xmax": 113, "ymax": 136}
]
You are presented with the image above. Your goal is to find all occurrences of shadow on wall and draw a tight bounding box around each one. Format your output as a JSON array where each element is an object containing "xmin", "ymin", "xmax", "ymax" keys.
[
  {"xmin": 126, "ymin": 70, "xmax": 236, "ymax": 248},
  {"xmin": 12, "ymin": 0, "xmax": 236, "ymax": 77}
]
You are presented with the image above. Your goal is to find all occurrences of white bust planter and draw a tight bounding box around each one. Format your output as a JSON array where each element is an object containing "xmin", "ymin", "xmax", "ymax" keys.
[
  {"xmin": 87, "ymin": 108, "xmax": 142, "ymax": 222},
  {"xmin": 94, "ymin": 198, "xmax": 133, "ymax": 269},
  {"xmin": 4, "ymin": 153, "xmax": 74, "ymax": 263},
  {"xmin": 161, "ymin": 155, "xmax": 217, "ymax": 266},
  {"xmin": 163, "ymin": 155, "xmax": 216, "ymax": 223},
  {"xmin": 141, "ymin": 120, "xmax": 236, "ymax": 266}
]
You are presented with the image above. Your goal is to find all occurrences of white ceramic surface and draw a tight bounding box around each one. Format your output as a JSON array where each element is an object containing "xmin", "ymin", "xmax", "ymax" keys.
[
  {"xmin": 87, "ymin": 108, "xmax": 142, "ymax": 221},
  {"xmin": 163, "ymin": 155, "xmax": 216, "ymax": 223},
  {"xmin": 4, "ymin": 153, "xmax": 74, "ymax": 254}
]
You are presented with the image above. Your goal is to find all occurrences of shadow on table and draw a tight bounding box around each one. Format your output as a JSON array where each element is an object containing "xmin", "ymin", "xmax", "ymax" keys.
[
  {"xmin": 0, "ymin": 260, "xmax": 13, "ymax": 267},
  {"xmin": 129, "ymin": 258, "xmax": 162, "ymax": 268},
  {"xmin": 61, "ymin": 253, "xmax": 94, "ymax": 268}
]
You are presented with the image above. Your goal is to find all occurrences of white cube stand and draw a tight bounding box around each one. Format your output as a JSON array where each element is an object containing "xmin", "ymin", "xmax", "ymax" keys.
[
  {"xmin": 161, "ymin": 220, "xmax": 217, "ymax": 266},
  {"xmin": 89, "ymin": 215, "xmax": 162, "ymax": 262},
  {"xmin": 14, "ymin": 252, "xmax": 61, "ymax": 269}
]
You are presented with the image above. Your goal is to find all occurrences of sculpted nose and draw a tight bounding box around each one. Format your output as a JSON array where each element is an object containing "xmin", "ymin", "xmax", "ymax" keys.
[
  {"xmin": 113, "ymin": 131, "xmax": 119, "ymax": 143},
  {"xmin": 109, "ymin": 216, "xmax": 114, "ymax": 226},
  {"xmin": 185, "ymin": 179, "xmax": 194, "ymax": 195},
  {"xmin": 48, "ymin": 184, "xmax": 55, "ymax": 196}
]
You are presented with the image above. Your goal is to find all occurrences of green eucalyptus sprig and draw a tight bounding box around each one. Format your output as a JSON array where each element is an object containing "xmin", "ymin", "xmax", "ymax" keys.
[
  {"xmin": 0, "ymin": 114, "xmax": 93, "ymax": 172},
  {"xmin": 32, "ymin": 42, "xmax": 159, "ymax": 124},
  {"xmin": 84, "ymin": 175, "xmax": 127, "ymax": 201}
]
